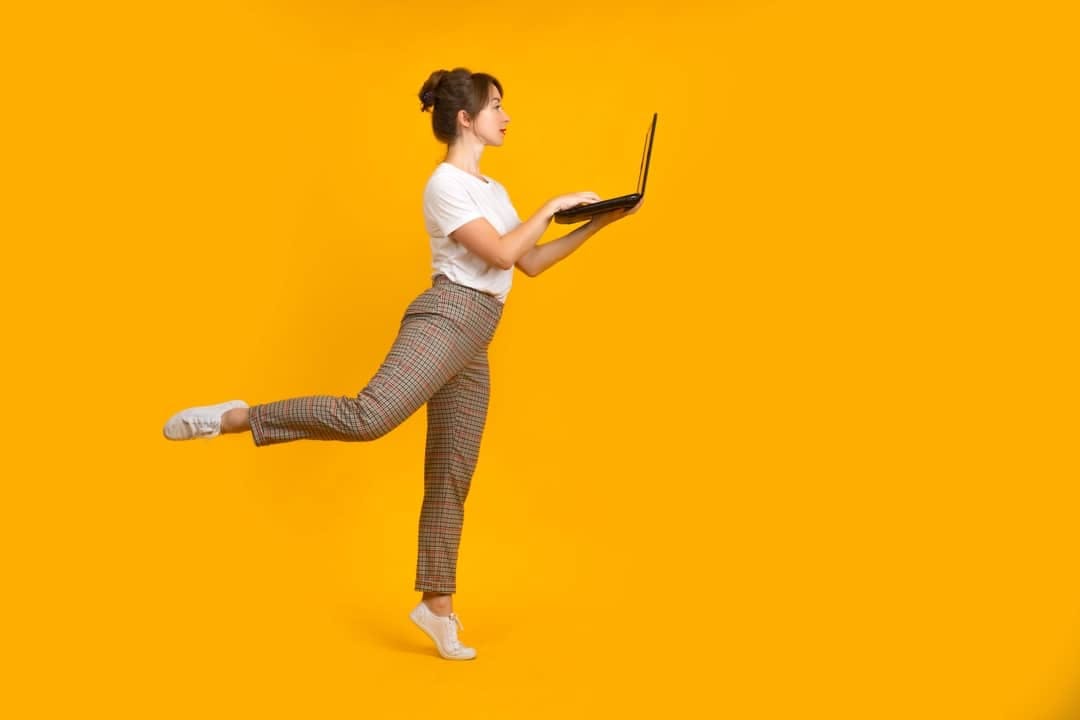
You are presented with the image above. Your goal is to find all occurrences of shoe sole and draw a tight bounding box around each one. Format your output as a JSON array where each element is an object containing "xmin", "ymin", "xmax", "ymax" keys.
[{"xmin": 408, "ymin": 611, "xmax": 477, "ymax": 661}]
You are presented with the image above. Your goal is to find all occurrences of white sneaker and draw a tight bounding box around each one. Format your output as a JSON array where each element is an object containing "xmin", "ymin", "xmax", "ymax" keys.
[
  {"xmin": 162, "ymin": 399, "xmax": 248, "ymax": 441},
  {"xmin": 409, "ymin": 601, "xmax": 478, "ymax": 660}
]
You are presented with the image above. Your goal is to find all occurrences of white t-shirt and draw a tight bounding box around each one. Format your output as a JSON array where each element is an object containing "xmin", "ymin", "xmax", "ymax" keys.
[{"xmin": 422, "ymin": 162, "xmax": 522, "ymax": 304}]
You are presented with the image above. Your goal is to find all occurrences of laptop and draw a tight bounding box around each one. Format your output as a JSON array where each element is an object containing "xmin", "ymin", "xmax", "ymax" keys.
[{"xmin": 553, "ymin": 112, "xmax": 657, "ymax": 224}]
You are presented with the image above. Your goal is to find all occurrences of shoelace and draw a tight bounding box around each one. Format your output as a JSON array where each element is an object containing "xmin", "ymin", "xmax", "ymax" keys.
[
  {"xmin": 445, "ymin": 613, "xmax": 465, "ymax": 651},
  {"xmin": 185, "ymin": 416, "xmax": 219, "ymax": 436}
]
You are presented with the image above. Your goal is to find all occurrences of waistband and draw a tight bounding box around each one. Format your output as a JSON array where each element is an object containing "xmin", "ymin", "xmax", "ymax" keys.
[
  {"xmin": 414, "ymin": 274, "xmax": 503, "ymax": 332},
  {"xmin": 432, "ymin": 274, "xmax": 503, "ymax": 304}
]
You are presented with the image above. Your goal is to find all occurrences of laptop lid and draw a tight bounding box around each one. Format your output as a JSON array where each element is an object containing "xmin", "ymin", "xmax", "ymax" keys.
[
  {"xmin": 551, "ymin": 112, "xmax": 658, "ymax": 223},
  {"xmin": 637, "ymin": 112, "xmax": 658, "ymax": 198}
]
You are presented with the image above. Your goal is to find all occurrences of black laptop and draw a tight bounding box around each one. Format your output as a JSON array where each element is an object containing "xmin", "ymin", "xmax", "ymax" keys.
[{"xmin": 553, "ymin": 112, "xmax": 657, "ymax": 224}]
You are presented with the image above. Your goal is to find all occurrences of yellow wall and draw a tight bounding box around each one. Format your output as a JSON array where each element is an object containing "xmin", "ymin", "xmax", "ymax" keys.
[{"xmin": 4, "ymin": 1, "xmax": 1077, "ymax": 718}]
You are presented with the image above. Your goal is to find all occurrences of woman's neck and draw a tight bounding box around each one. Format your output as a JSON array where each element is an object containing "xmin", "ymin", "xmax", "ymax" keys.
[
  {"xmin": 445, "ymin": 141, "xmax": 485, "ymax": 180},
  {"xmin": 444, "ymin": 161, "xmax": 488, "ymax": 183}
]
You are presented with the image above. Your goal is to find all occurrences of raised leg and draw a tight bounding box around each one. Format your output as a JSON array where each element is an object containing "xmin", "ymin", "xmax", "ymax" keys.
[{"xmin": 247, "ymin": 311, "xmax": 486, "ymax": 447}]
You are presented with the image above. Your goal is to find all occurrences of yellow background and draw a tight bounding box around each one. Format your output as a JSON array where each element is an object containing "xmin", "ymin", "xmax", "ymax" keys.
[{"xmin": 3, "ymin": 1, "xmax": 1078, "ymax": 718}]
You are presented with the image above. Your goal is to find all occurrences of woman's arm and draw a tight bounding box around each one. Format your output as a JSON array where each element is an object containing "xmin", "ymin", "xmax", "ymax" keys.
[
  {"xmin": 514, "ymin": 220, "xmax": 606, "ymax": 277},
  {"xmin": 450, "ymin": 202, "xmax": 556, "ymax": 271},
  {"xmin": 449, "ymin": 193, "xmax": 601, "ymax": 271},
  {"xmin": 517, "ymin": 197, "xmax": 645, "ymax": 276}
]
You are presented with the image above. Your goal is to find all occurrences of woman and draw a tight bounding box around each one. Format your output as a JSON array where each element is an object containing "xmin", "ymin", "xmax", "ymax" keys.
[{"xmin": 161, "ymin": 67, "xmax": 643, "ymax": 661}]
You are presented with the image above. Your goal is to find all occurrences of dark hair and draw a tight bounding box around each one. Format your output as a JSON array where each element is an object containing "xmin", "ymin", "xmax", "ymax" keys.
[{"xmin": 418, "ymin": 67, "xmax": 504, "ymax": 145}]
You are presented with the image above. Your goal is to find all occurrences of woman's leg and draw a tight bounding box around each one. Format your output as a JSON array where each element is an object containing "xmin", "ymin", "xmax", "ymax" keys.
[
  {"xmin": 415, "ymin": 346, "xmax": 491, "ymax": 609},
  {"xmin": 242, "ymin": 310, "xmax": 487, "ymax": 446}
]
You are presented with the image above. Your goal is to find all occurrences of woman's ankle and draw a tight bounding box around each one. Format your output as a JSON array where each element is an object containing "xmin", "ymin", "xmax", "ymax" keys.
[
  {"xmin": 422, "ymin": 592, "xmax": 453, "ymax": 616},
  {"xmin": 221, "ymin": 407, "xmax": 250, "ymax": 433}
]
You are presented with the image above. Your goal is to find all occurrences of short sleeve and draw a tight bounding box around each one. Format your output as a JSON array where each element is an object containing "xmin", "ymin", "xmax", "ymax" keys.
[{"xmin": 424, "ymin": 173, "xmax": 485, "ymax": 237}]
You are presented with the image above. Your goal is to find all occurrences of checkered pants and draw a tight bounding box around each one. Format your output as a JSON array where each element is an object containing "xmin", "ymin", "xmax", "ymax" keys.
[{"xmin": 247, "ymin": 274, "xmax": 504, "ymax": 593}]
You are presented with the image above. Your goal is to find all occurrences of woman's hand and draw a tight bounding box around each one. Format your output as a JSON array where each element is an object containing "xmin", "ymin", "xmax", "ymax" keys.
[
  {"xmin": 590, "ymin": 197, "xmax": 644, "ymax": 228},
  {"xmin": 546, "ymin": 192, "xmax": 602, "ymax": 215}
]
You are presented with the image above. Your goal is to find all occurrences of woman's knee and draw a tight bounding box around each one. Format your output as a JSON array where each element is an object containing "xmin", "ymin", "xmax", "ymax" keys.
[
  {"xmin": 352, "ymin": 422, "xmax": 393, "ymax": 442},
  {"xmin": 337, "ymin": 395, "xmax": 404, "ymax": 442}
]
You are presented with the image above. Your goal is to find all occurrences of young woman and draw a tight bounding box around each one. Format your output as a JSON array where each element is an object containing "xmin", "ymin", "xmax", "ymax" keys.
[{"xmin": 162, "ymin": 67, "xmax": 643, "ymax": 661}]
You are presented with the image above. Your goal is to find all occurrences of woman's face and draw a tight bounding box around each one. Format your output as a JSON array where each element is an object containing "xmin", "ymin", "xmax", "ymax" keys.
[{"xmin": 464, "ymin": 85, "xmax": 510, "ymax": 147}]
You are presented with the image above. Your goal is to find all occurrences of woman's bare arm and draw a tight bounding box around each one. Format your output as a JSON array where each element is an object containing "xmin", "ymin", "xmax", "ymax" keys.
[
  {"xmin": 516, "ymin": 197, "xmax": 644, "ymax": 276},
  {"xmin": 448, "ymin": 202, "xmax": 556, "ymax": 270},
  {"xmin": 514, "ymin": 220, "xmax": 605, "ymax": 277}
]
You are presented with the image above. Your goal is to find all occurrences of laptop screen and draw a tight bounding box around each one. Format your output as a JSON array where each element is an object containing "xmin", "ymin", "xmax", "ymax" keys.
[{"xmin": 636, "ymin": 113, "xmax": 658, "ymax": 196}]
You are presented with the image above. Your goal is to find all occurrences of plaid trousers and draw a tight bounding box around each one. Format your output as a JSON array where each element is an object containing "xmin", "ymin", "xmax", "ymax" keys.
[{"xmin": 247, "ymin": 274, "xmax": 504, "ymax": 593}]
